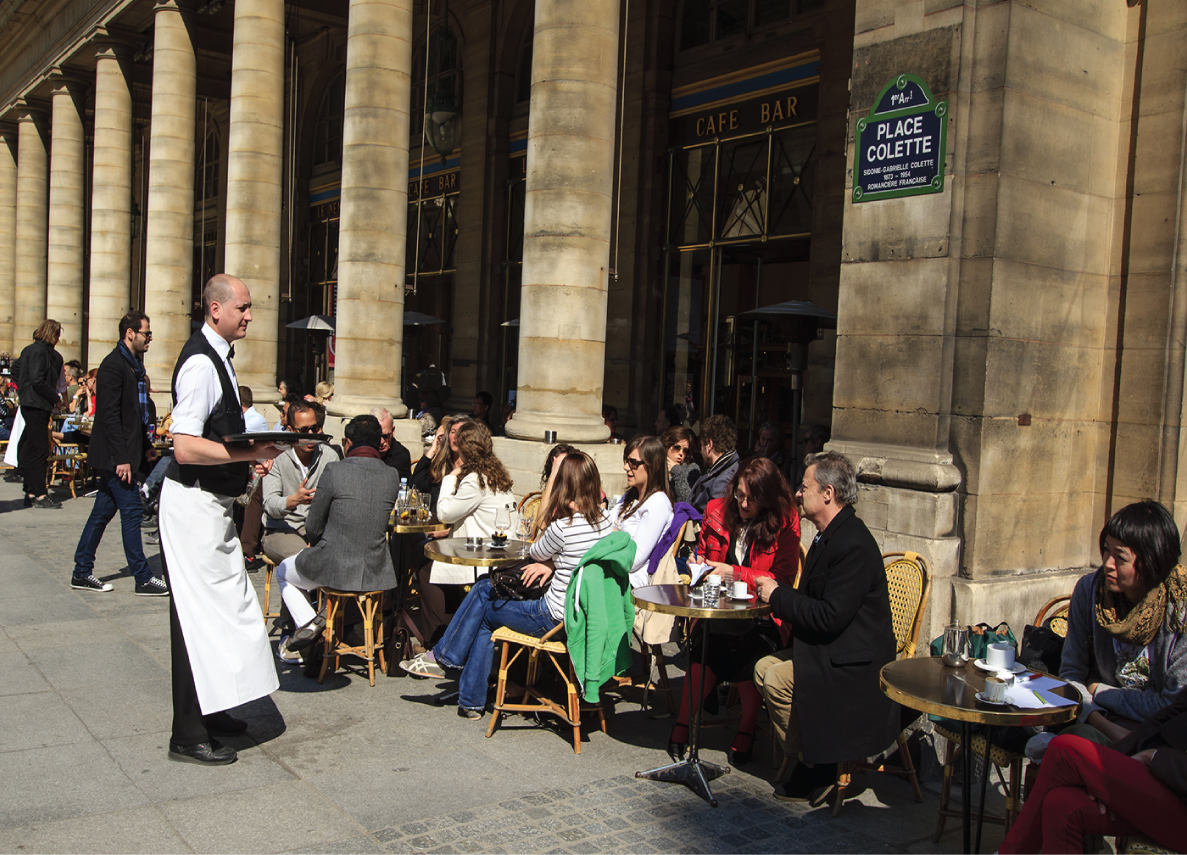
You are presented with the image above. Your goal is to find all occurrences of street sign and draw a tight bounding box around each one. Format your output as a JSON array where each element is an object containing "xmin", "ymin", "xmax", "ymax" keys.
[{"xmin": 853, "ymin": 73, "xmax": 948, "ymax": 203}]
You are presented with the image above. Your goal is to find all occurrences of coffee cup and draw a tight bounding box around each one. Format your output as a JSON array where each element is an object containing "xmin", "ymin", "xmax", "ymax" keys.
[
  {"xmin": 986, "ymin": 642, "xmax": 1016, "ymax": 671},
  {"xmin": 984, "ymin": 675, "xmax": 1008, "ymax": 703},
  {"xmin": 731, "ymin": 580, "xmax": 749, "ymax": 599}
]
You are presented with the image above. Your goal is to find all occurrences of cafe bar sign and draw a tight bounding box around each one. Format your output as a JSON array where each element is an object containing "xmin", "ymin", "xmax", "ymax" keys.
[{"xmin": 853, "ymin": 73, "xmax": 948, "ymax": 203}]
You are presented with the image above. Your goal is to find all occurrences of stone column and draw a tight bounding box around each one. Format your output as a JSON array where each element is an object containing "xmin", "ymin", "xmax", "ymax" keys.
[
  {"xmin": 14, "ymin": 107, "xmax": 48, "ymax": 344},
  {"xmin": 0, "ymin": 129, "xmax": 15, "ymax": 355},
  {"xmin": 142, "ymin": 0, "xmax": 197, "ymax": 394},
  {"xmin": 329, "ymin": 0, "xmax": 412, "ymax": 418},
  {"xmin": 222, "ymin": 0, "xmax": 284, "ymax": 399},
  {"xmin": 47, "ymin": 79, "xmax": 88, "ymax": 364},
  {"xmin": 832, "ymin": 1, "xmax": 1131, "ymax": 644},
  {"xmin": 504, "ymin": 0, "xmax": 618, "ymax": 443},
  {"xmin": 88, "ymin": 43, "xmax": 134, "ymax": 357}
]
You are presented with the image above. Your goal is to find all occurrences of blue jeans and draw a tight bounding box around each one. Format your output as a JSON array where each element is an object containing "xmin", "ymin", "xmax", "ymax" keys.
[
  {"xmin": 73, "ymin": 469, "xmax": 152, "ymax": 584},
  {"xmin": 433, "ymin": 577, "xmax": 559, "ymax": 711}
]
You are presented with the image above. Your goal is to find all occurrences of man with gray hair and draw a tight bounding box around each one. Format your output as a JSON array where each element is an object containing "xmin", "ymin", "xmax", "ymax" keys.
[
  {"xmin": 752, "ymin": 450, "xmax": 899, "ymax": 804},
  {"xmin": 372, "ymin": 406, "xmax": 411, "ymax": 480}
]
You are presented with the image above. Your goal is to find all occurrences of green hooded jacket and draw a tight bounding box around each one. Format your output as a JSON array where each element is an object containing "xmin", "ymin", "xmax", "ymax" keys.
[{"xmin": 564, "ymin": 530, "xmax": 637, "ymax": 702}]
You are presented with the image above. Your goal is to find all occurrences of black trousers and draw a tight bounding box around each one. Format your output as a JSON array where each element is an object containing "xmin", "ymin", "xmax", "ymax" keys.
[
  {"xmin": 162, "ymin": 553, "xmax": 208, "ymax": 745},
  {"xmin": 18, "ymin": 407, "xmax": 50, "ymax": 497}
]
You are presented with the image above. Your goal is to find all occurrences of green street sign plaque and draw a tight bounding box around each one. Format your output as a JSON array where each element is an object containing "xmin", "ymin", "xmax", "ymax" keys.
[{"xmin": 853, "ymin": 73, "xmax": 948, "ymax": 203}]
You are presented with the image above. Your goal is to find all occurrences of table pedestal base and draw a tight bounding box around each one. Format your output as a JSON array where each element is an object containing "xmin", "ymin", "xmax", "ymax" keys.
[{"xmin": 636, "ymin": 757, "xmax": 730, "ymax": 807}]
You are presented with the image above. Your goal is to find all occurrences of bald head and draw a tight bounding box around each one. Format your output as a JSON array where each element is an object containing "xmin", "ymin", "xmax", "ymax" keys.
[{"xmin": 203, "ymin": 274, "xmax": 243, "ymax": 320}]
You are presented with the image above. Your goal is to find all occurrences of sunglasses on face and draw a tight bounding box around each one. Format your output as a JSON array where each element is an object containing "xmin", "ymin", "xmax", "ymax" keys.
[
  {"xmin": 136, "ymin": 330, "xmax": 153, "ymax": 340},
  {"xmin": 625, "ymin": 457, "xmax": 645, "ymax": 471},
  {"xmin": 294, "ymin": 425, "xmax": 320, "ymax": 434}
]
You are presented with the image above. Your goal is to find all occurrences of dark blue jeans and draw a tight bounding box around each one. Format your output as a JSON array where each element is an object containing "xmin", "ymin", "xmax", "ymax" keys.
[
  {"xmin": 433, "ymin": 577, "xmax": 559, "ymax": 711},
  {"xmin": 73, "ymin": 469, "xmax": 152, "ymax": 584}
]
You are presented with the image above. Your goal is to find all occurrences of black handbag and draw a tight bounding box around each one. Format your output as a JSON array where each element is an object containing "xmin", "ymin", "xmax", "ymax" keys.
[{"xmin": 489, "ymin": 558, "xmax": 549, "ymax": 601}]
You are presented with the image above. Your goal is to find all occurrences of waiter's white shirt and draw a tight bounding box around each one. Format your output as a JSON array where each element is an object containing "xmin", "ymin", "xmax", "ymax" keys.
[{"xmin": 161, "ymin": 322, "xmax": 278, "ymax": 714}]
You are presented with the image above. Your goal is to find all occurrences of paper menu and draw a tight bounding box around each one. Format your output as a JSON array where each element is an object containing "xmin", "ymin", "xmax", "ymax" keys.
[
  {"xmin": 1003, "ymin": 677, "xmax": 1078, "ymax": 709},
  {"xmin": 687, "ymin": 562, "xmax": 713, "ymax": 586}
]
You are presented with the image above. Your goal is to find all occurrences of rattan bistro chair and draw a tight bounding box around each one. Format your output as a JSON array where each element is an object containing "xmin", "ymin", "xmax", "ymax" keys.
[
  {"xmin": 829, "ymin": 551, "xmax": 931, "ymax": 816},
  {"xmin": 1034, "ymin": 595, "xmax": 1072, "ymax": 638}
]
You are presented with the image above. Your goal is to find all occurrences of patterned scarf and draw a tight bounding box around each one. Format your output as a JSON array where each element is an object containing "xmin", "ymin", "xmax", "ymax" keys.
[
  {"xmin": 117, "ymin": 343, "xmax": 153, "ymax": 442},
  {"xmin": 1095, "ymin": 563, "xmax": 1187, "ymax": 647}
]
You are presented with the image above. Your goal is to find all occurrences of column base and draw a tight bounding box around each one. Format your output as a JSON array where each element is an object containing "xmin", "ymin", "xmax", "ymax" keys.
[
  {"xmin": 326, "ymin": 394, "xmax": 408, "ymax": 420},
  {"xmin": 506, "ymin": 412, "xmax": 610, "ymax": 444}
]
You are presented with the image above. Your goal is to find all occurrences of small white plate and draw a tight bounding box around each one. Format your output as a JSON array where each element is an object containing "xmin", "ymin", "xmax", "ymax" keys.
[
  {"xmin": 975, "ymin": 691, "xmax": 1010, "ymax": 707},
  {"xmin": 974, "ymin": 659, "xmax": 1026, "ymax": 675},
  {"xmin": 730, "ymin": 594, "xmax": 755, "ymax": 602},
  {"xmin": 485, "ymin": 542, "xmax": 508, "ymax": 551},
  {"xmin": 688, "ymin": 589, "xmax": 703, "ymax": 600}
]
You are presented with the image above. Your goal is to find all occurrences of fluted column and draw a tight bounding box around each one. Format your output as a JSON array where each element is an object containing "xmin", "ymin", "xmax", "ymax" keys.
[
  {"xmin": 329, "ymin": 0, "xmax": 411, "ymax": 418},
  {"xmin": 0, "ymin": 130, "xmax": 15, "ymax": 355},
  {"xmin": 88, "ymin": 44, "xmax": 134, "ymax": 357},
  {"xmin": 504, "ymin": 0, "xmax": 618, "ymax": 443},
  {"xmin": 222, "ymin": 0, "xmax": 284, "ymax": 398},
  {"xmin": 47, "ymin": 79, "xmax": 88, "ymax": 363},
  {"xmin": 142, "ymin": 0, "xmax": 196, "ymax": 394},
  {"xmin": 14, "ymin": 107, "xmax": 48, "ymax": 344}
]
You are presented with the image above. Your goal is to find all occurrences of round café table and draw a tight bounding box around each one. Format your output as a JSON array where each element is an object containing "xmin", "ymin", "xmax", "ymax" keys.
[
  {"xmin": 390, "ymin": 513, "xmax": 449, "ymax": 535},
  {"xmin": 632, "ymin": 583, "xmax": 771, "ymax": 807},
  {"xmin": 880, "ymin": 657, "xmax": 1080, "ymax": 854},
  {"xmin": 423, "ymin": 537, "xmax": 529, "ymax": 567}
]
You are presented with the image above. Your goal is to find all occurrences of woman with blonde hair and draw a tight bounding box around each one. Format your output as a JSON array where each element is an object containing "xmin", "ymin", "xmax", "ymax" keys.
[
  {"xmin": 313, "ymin": 381, "xmax": 334, "ymax": 405},
  {"xmin": 403, "ymin": 450, "xmax": 610, "ymax": 718}
]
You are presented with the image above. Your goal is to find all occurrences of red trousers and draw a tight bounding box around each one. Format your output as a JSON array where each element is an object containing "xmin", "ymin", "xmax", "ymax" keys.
[{"xmin": 1000, "ymin": 735, "xmax": 1187, "ymax": 854}]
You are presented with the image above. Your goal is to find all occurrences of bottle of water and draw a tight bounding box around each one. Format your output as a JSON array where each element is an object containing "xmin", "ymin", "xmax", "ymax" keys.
[{"xmin": 397, "ymin": 477, "xmax": 410, "ymax": 522}]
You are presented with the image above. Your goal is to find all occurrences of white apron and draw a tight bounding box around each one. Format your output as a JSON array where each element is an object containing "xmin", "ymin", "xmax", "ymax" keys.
[
  {"xmin": 159, "ymin": 478, "xmax": 279, "ymax": 714},
  {"xmin": 4, "ymin": 408, "xmax": 23, "ymax": 467}
]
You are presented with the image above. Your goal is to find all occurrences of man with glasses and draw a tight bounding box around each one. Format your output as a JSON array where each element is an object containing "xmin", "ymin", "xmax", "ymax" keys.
[
  {"xmin": 70, "ymin": 311, "xmax": 169, "ymax": 595},
  {"xmin": 753, "ymin": 451, "xmax": 898, "ymax": 804},
  {"xmin": 688, "ymin": 413, "xmax": 740, "ymax": 513},
  {"xmin": 372, "ymin": 406, "xmax": 411, "ymax": 480}
]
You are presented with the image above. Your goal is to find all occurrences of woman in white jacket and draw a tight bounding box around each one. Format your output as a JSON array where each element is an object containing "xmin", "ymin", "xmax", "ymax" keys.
[{"xmin": 431, "ymin": 421, "xmax": 516, "ymax": 589}]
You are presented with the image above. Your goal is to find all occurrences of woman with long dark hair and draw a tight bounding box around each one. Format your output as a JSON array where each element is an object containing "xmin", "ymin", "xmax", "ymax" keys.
[
  {"xmin": 402, "ymin": 451, "xmax": 610, "ymax": 718},
  {"xmin": 668, "ymin": 457, "xmax": 801, "ymax": 767},
  {"xmin": 611, "ymin": 436, "xmax": 673, "ymax": 587},
  {"xmin": 662, "ymin": 426, "xmax": 699, "ymax": 505}
]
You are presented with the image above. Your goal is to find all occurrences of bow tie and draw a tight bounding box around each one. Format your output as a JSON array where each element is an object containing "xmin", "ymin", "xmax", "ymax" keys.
[{"xmin": 228, "ymin": 346, "xmax": 235, "ymax": 359}]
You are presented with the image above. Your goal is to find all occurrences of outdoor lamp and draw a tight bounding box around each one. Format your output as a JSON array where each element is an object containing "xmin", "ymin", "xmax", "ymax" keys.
[
  {"xmin": 424, "ymin": 0, "xmax": 461, "ymax": 159},
  {"xmin": 425, "ymin": 91, "xmax": 461, "ymax": 158}
]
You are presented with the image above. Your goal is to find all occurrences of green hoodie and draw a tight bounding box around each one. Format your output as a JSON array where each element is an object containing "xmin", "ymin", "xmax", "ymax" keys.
[{"xmin": 564, "ymin": 531, "xmax": 637, "ymax": 702}]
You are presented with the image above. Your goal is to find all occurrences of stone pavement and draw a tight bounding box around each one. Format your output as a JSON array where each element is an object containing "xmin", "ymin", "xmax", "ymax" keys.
[{"xmin": 0, "ymin": 479, "xmax": 1009, "ymax": 854}]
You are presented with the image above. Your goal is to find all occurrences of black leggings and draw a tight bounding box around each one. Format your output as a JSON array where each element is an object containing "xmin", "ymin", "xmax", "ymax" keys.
[{"xmin": 18, "ymin": 407, "xmax": 50, "ymax": 497}]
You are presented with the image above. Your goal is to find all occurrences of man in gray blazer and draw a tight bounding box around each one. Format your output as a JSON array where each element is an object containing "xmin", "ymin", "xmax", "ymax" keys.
[{"xmin": 275, "ymin": 415, "xmax": 401, "ymax": 657}]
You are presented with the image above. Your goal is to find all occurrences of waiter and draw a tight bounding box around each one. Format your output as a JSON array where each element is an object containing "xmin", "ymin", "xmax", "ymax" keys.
[{"xmin": 160, "ymin": 274, "xmax": 281, "ymax": 765}]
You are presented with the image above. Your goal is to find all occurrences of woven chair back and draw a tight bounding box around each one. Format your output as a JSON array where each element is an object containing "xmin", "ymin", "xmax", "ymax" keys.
[
  {"xmin": 1033, "ymin": 594, "xmax": 1072, "ymax": 638},
  {"xmin": 882, "ymin": 551, "xmax": 931, "ymax": 659}
]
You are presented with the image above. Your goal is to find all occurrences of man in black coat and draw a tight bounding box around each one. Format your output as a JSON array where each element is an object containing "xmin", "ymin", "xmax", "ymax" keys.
[
  {"xmin": 754, "ymin": 450, "xmax": 899, "ymax": 803},
  {"xmin": 69, "ymin": 311, "xmax": 169, "ymax": 596},
  {"xmin": 373, "ymin": 406, "xmax": 411, "ymax": 479}
]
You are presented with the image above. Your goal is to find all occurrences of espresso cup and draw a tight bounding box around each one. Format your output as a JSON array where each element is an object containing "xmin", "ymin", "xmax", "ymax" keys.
[
  {"xmin": 984, "ymin": 675, "xmax": 1008, "ymax": 703},
  {"xmin": 986, "ymin": 642, "xmax": 1016, "ymax": 671},
  {"xmin": 732, "ymin": 580, "xmax": 749, "ymax": 599}
]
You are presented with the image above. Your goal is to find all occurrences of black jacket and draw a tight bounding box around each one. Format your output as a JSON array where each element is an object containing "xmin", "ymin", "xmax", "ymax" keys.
[
  {"xmin": 769, "ymin": 504, "xmax": 900, "ymax": 764},
  {"xmin": 382, "ymin": 440, "xmax": 412, "ymax": 481},
  {"xmin": 87, "ymin": 344, "xmax": 149, "ymax": 473},
  {"xmin": 1113, "ymin": 688, "xmax": 1187, "ymax": 799},
  {"xmin": 16, "ymin": 340, "xmax": 63, "ymax": 412}
]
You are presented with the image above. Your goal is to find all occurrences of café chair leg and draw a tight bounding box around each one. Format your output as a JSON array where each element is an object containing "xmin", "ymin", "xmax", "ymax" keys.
[
  {"xmin": 933, "ymin": 739, "xmax": 959, "ymax": 842},
  {"xmin": 832, "ymin": 762, "xmax": 853, "ymax": 817},
  {"xmin": 899, "ymin": 731, "xmax": 924, "ymax": 803}
]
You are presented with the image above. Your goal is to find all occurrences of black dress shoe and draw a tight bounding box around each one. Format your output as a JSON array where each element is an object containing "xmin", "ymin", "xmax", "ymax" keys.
[
  {"xmin": 202, "ymin": 711, "xmax": 248, "ymax": 735},
  {"xmin": 728, "ymin": 731, "xmax": 755, "ymax": 768},
  {"xmin": 774, "ymin": 762, "xmax": 835, "ymax": 802},
  {"xmin": 167, "ymin": 740, "xmax": 237, "ymax": 765},
  {"xmin": 286, "ymin": 610, "xmax": 327, "ymax": 652}
]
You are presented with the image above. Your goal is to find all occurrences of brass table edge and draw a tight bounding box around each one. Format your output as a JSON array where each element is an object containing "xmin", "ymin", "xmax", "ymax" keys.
[
  {"xmin": 423, "ymin": 546, "xmax": 525, "ymax": 567},
  {"xmin": 394, "ymin": 521, "xmax": 449, "ymax": 534},
  {"xmin": 631, "ymin": 590, "xmax": 772, "ymax": 620}
]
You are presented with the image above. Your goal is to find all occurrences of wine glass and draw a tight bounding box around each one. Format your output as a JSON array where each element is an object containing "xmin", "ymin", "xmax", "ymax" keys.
[
  {"xmin": 494, "ymin": 507, "xmax": 511, "ymax": 546},
  {"xmin": 517, "ymin": 512, "xmax": 535, "ymax": 556}
]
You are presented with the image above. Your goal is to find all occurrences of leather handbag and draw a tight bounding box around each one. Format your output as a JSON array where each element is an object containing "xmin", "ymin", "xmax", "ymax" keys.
[{"xmin": 489, "ymin": 558, "xmax": 549, "ymax": 601}]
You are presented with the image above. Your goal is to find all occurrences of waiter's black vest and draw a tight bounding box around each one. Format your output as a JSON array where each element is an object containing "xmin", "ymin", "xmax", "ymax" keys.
[{"xmin": 165, "ymin": 329, "xmax": 249, "ymax": 497}]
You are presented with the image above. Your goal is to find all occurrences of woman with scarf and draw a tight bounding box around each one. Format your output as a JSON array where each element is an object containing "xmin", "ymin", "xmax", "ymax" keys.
[{"xmin": 1060, "ymin": 500, "xmax": 1187, "ymax": 742}]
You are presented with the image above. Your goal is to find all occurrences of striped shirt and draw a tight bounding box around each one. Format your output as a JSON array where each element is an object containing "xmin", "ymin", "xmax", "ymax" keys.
[{"xmin": 530, "ymin": 511, "xmax": 610, "ymax": 621}]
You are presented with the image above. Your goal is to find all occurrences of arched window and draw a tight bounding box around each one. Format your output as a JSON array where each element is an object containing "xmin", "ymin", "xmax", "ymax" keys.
[{"xmin": 313, "ymin": 70, "xmax": 345, "ymax": 168}]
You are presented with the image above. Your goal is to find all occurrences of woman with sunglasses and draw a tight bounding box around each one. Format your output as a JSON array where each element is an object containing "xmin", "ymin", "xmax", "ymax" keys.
[
  {"xmin": 662, "ymin": 426, "xmax": 699, "ymax": 505},
  {"xmin": 613, "ymin": 436, "xmax": 674, "ymax": 588},
  {"xmin": 668, "ymin": 456, "xmax": 801, "ymax": 767}
]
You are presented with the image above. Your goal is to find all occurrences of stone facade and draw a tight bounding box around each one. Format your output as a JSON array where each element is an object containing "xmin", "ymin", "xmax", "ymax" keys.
[{"xmin": 0, "ymin": 0, "xmax": 1184, "ymax": 635}]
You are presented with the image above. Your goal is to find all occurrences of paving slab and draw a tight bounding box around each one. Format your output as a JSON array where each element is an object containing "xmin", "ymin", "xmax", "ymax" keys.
[
  {"xmin": 58, "ymin": 677, "xmax": 174, "ymax": 739},
  {"xmin": 0, "ymin": 691, "xmax": 92, "ymax": 752},
  {"xmin": 0, "ymin": 805, "xmax": 189, "ymax": 854},
  {"xmin": 23, "ymin": 638, "xmax": 169, "ymax": 691},
  {"xmin": 0, "ymin": 650, "xmax": 52, "ymax": 695}
]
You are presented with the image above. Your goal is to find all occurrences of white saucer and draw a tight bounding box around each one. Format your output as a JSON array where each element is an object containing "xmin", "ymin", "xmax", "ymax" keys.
[
  {"xmin": 975, "ymin": 691, "xmax": 1010, "ymax": 707},
  {"xmin": 730, "ymin": 594, "xmax": 755, "ymax": 602},
  {"xmin": 974, "ymin": 659, "xmax": 1026, "ymax": 675},
  {"xmin": 485, "ymin": 542, "xmax": 508, "ymax": 551}
]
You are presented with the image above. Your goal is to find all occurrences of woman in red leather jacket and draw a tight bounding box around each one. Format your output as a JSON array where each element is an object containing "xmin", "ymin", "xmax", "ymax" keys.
[{"xmin": 668, "ymin": 457, "xmax": 801, "ymax": 767}]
